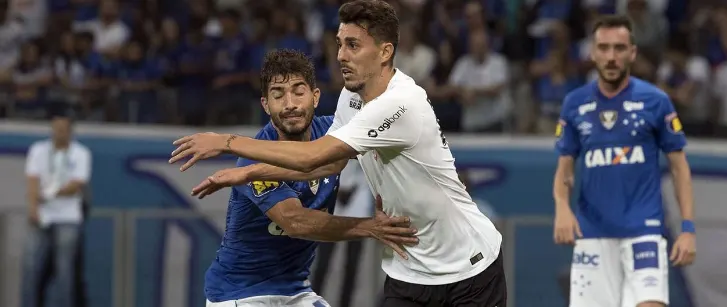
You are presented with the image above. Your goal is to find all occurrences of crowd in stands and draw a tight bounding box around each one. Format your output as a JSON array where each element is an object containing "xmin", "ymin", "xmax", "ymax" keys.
[{"xmin": 2, "ymin": 0, "xmax": 727, "ymax": 137}]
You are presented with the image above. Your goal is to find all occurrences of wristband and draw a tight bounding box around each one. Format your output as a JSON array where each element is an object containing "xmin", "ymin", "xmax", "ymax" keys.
[{"xmin": 681, "ymin": 220, "xmax": 696, "ymax": 233}]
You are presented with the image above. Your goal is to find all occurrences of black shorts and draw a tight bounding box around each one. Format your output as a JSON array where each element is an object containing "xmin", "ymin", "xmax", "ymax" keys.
[{"xmin": 383, "ymin": 252, "xmax": 507, "ymax": 307}]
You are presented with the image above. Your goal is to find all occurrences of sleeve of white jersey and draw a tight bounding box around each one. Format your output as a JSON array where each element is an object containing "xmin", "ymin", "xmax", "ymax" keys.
[
  {"xmin": 328, "ymin": 91, "xmax": 423, "ymax": 154},
  {"xmin": 326, "ymin": 89, "xmax": 348, "ymax": 134}
]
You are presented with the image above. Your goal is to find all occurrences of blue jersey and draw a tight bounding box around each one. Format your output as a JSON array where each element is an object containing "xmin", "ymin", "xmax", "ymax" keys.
[
  {"xmin": 555, "ymin": 77, "xmax": 687, "ymax": 238},
  {"xmin": 204, "ymin": 116, "xmax": 340, "ymax": 302}
]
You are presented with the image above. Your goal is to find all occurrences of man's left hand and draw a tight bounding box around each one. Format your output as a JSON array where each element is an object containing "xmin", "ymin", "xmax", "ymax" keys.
[
  {"xmin": 670, "ymin": 232, "xmax": 696, "ymax": 266},
  {"xmin": 191, "ymin": 167, "xmax": 249, "ymax": 199},
  {"xmin": 169, "ymin": 132, "xmax": 234, "ymax": 171}
]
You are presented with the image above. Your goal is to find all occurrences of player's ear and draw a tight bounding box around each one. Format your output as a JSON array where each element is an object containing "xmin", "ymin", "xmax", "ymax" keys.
[
  {"xmin": 630, "ymin": 45, "xmax": 637, "ymax": 62},
  {"xmin": 260, "ymin": 97, "xmax": 271, "ymax": 115},
  {"xmin": 380, "ymin": 42, "xmax": 394, "ymax": 65},
  {"xmin": 312, "ymin": 87, "xmax": 320, "ymax": 109}
]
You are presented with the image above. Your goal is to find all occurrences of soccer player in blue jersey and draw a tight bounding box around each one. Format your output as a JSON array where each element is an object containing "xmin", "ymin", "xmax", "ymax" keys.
[
  {"xmin": 202, "ymin": 49, "xmax": 418, "ymax": 307},
  {"xmin": 552, "ymin": 15, "xmax": 696, "ymax": 307}
]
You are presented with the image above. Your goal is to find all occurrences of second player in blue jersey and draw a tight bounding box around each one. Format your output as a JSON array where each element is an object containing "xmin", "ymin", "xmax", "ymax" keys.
[
  {"xmin": 556, "ymin": 76, "xmax": 685, "ymax": 238},
  {"xmin": 204, "ymin": 116, "xmax": 338, "ymax": 302},
  {"xmin": 552, "ymin": 15, "xmax": 696, "ymax": 307}
]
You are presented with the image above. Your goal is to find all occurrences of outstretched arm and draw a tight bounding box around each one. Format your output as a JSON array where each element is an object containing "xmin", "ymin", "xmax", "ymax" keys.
[
  {"xmin": 190, "ymin": 158, "xmax": 349, "ymax": 198},
  {"xmin": 169, "ymin": 133, "xmax": 357, "ymax": 172},
  {"xmin": 223, "ymin": 135, "xmax": 355, "ymax": 173},
  {"xmin": 240, "ymin": 181, "xmax": 417, "ymax": 259},
  {"xmin": 245, "ymin": 158, "xmax": 349, "ymax": 182},
  {"xmin": 170, "ymin": 90, "xmax": 422, "ymax": 171}
]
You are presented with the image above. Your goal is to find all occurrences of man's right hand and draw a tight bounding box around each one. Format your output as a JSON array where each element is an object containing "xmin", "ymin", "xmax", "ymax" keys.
[
  {"xmin": 553, "ymin": 209, "xmax": 582, "ymax": 245},
  {"xmin": 363, "ymin": 195, "xmax": 419, "ymax": 260},
  {"xmin": 191, "ymin": 168, "xmax": 249, "ymax": 199}
]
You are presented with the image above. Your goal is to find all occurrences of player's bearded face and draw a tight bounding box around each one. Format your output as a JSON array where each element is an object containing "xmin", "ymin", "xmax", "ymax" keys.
[
  {"xmin": 591, "ymin": 27, "xmax": 635, "ymax": 86},
  {"xmin": 336, "ymin": 23, "xmax": 381, "ymax": 93},
  {"xmin": 596, "ymin": 56, "xmax": 630, "ymax": 85},
  {"xmin": 272, "ymin": 102, "xmax": 314, "ymax": 136},
  {"xmin": 265, "ymin": 76, "xmax": 317, "ymax": 137}
]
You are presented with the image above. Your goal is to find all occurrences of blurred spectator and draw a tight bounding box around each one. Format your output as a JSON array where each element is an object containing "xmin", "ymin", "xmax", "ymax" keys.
[
  {"xmin": 274, "ymin": 11, "xmax": 312, "ymax": 55},
  {"xmin": 657, "ymin": 36, "xmax": 712, "ymax": 136},
  {"xmin": 73, "ymin": 0, "xmax": 129, "ymax": 57},
  {"xmin": 625, "ymin": 0, "xmax": 666, "ymax": 79},
  {"xmin": 314, "ymin": 31, "xmax": 343, "ymax": 116},
  {"xmin": 525, "ymin": 0, "xmax": 586, "ymax": 60},
  {"xmin": 529, "ymin": 21, "xmax": 582, "ymax": 134},
  {"xmin": 0, "ymin": 3, "xmax": 25, "ymax": 85},
  {"xmin": 209, "ymin": 9, "xmax": 255, "ymax": 125},
  {"xmin": 115, "ymin": 38, "xmax": 162, "ymax": 123},
  {"xmin": 175, "ymin": 19, "xmax": 213, "ymax": 126},
  {"xmin": 71, "ymin": 0, "xmax": 100, "ymax": 26},
  {"xmin": 188, "ymin": 0, "xmax": 221, "ymax": 37},
  {"xmin": 394, "ymin": 22, "xmax": 435, "ymax": 84},
  {"xmin": 449, "ymin": 30, "xmax": 511, "ymax": 133},
  {"xmin": 12, "ymin": 40, "xmax": 53, "ymax": 118},
  {"xmin": 22, "ymin": 110, "xmax": 92, "ymax": 307},
  {"xmin": 53, "ymin": 31, "xmax": 86, "ymax": 106},
  {"xmin": 423, "ymin": 40, "xmax": 460, "ymax": 132},
  {"xmin": 68, "ymin": 31, "xmax": 109, "ymax": 120},
  {"xmin": 8, "ymin": 0, "xmax": 48, "ymax": 39},
  {"xmin": 1, "ymin": 0, "xmax": 727, "ymax": 138},
  {"xmin": 615, "ymin": 0, "xmax": 667, "ymax": 15}
]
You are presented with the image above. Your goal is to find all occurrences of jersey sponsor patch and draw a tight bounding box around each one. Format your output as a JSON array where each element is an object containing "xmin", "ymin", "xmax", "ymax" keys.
[
  {"xmin": 377, "ymin": 106, "xmax": 407, "ymax": 132},
  {"xmin": 632, "ymin": 241, "xmax": 659, "ymax": 270},
  {"xmin": 665, "ymin": 112, "xmax": 683, "ymax": 134},
  {"xmin": 349, "ymin": 97, "xmax": 362, "ymax": 110},
  {"xmin": 584, "ymin": 145, "xmax": 645, "ymax": 168},
  {"xmin": 555, "ymin": 119, "xmax": 565, "ymax": 137},
  {"xmin": 250, "ymin": 180, "xmax": 281, "ymax": 197}
]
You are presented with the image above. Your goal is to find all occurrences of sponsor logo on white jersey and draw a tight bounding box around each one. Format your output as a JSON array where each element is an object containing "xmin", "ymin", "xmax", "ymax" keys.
[{"xmin": 584, "ymin": 145, "xmax": 645, "ymax": 168}]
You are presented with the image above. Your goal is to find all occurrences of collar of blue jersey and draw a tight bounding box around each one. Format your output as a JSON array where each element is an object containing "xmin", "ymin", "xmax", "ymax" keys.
[{"xmin": 592, "ymin": 76, "xmax": 634, "ymax": 100}]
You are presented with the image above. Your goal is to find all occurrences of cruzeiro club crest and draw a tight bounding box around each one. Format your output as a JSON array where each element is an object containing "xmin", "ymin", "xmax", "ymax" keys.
[
  {"xmin": 309, "ymin": 179, "xmax": 320, "ymax": 195},
  {"xmin": 599, "ymin": 110, "xmax": 618, "ymax": 130}
]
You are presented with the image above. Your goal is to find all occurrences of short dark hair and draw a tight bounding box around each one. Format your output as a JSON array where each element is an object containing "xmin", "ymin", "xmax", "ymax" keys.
[
  {"xmin": 260, "ymin": 49, "xmax": 316, "ymax": 96},
  {"xmin": 591, "ymin": 15, "xmax": 635, "ymax": 44},
  {"xmin": 338, "ymin": 0, "xmax": 399, "ymax": 65},
  {"xmin": 47, "ymin": 102, "xmax": 76, "ymax": 122}
]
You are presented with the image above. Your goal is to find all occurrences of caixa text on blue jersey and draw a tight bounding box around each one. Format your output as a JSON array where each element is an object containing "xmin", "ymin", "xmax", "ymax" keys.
[{"xmin": 584, "ymin": 145, "xmax": 645, "ymax": 168}]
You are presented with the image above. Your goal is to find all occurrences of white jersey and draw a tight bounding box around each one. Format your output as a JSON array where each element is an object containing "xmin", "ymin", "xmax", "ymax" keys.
[{"xmin": 327, "ymin": 70, "xmax": 502, "ymax": 285}]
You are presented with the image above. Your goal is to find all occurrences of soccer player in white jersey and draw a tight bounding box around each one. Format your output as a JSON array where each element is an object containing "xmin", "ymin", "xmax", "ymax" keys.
[
  {"xmin": 169, "ymin": 1, "xmax": 505, "ymax": 306},
  {"xmin": 553, "ymin": 15, "xmax": 696, "ymax": 307}
]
